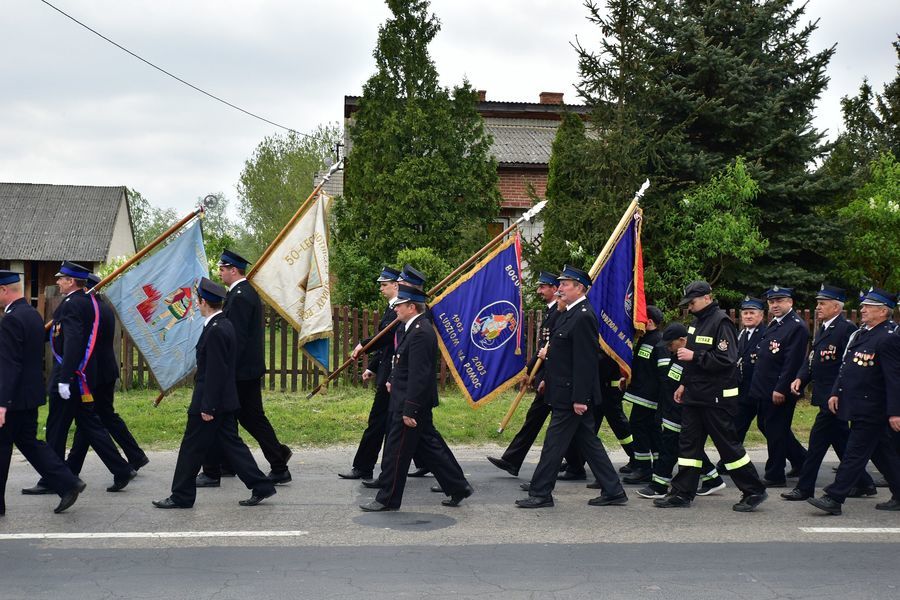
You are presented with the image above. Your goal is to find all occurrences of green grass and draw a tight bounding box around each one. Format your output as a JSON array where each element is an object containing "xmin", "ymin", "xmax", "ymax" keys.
[{"xmin": 38, "ymin": 386, "xmax": 824, "ymax": 451}]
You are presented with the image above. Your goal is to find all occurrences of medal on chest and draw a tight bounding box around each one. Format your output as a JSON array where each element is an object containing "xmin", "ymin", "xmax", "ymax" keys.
[
  {"xmin": 769, "ymin": 340, "xmax": 780, "ymax": 354},
  {"xmin": 852, "ymin": 351, "xmax": 875, "ymax": 367}
]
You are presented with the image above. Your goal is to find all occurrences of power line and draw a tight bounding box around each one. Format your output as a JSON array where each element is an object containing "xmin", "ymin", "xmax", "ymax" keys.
[{"xmin": 38, "ymin": 0, "xmax": 314, "ymax": 138}]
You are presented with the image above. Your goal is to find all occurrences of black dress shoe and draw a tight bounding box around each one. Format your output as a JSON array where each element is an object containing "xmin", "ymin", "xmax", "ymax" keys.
[
  {"xmin": 361, "ymin": 478, "xmax": 383, "ymax": 489},
  {"xmin": 762, "ymin": 478, "xmax": 787, "ymax": 488},
  {"xmin": 442, "ymin": 485, "xmax": 474, "ymax": 507},
  {"xmin": 515, "ymin": 496, "xmax": 554, "ymax": 508},
  {"xmin": 153, "ymin": 497, "xmax": 191, "ymax": 509},
  {"xmin": 807, "ymin": 495, "xmax": 842, "ymax": 515},
  {"xmin": 130, "ymin": 454, "xmax": 150, "ymax": 471},
  {"xmin": 558, "ymin": 470, "xmax": 587, "ymax": 481},
  {"xmin": 195, "ymin": 473, "xmax": 221, "ymax": 488},
  {"xmin": 487, "ymin": 456, "xmax": 519, "ymax": 477},
  {"xmin": 239, "ymin": 488, "xmax": 276, "ymax": 506},
  {"xmin": 359, "ymin": 500, "xmax": 396, "ymax": 512},
  {"xmin": 430, "ymin": 484, "xmax": 444, "ymax": 493},
  {"xmin": 873, "ymin": 477, "xmax": 889, "ymax": 488},
  {"xmin": 588, "ymin": 492, "xmax": 628, "ymax": 506},
  {"xmin": 54, "ymin": 479, "xmax": 86, "ymax": 514},
  {"xmin": 519, "ymin": 482, "xmax": 531, "ymax": 491},
  {"xmin": 875, "ymin": 497, "xmax": 900, "ymax": 511},
  {"xmin": 559, "ymin": 461, "xmax": 569, "ymax": 472},
  {"xmin": 107, "ymin": 470, "xmax": 137, "ymax": 492},
  {"xmin": 338, "ymin": 468, "xmax": 373, "ymax": 480},
  {"xmin": 618, "ymin": 463, "xmax": 633, "ymax": 474},
  {"xmin": 622, "ymin": 469, "xmax": 651, "ymax": 484},
  {"xmin": 22, "ymin": 484, "xmax": 54, "ymax": 495},
  {"xmin": 733, "ymin": 491, "xmax": 768, "ymax": 512},
  {"xmin": 585, "ymin": 480, "xmax": 603, "ymax": 489},
  {"xmin": 408, "ymin": 467, "xmax": 430, "ymax": 478},
  {"xmin": 268, "ymin": 470, "xmax": 292, "ymax": 485},
  {"xmin": 653, "ymin": 494, "xmax": 691, "ymax": 508},
  {"xmin": 781, "ymin": 488, "xmax": 811, "ymax": 501},
  {"xmin": 847, "ymin": 486, "xmax": 878, "ymax": 498},
  {"xmin": 785, "ymin": 467, "xmax": 801, "ymax": 478}
]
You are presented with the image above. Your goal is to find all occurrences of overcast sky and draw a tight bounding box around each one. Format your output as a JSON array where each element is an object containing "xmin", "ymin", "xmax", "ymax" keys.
[{"xmin": 1, "ymin": 0, "xmax": 897, "ymax": 216}]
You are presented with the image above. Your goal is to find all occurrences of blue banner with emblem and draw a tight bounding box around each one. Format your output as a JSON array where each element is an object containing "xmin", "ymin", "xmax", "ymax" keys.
[
  {"xmin": 586, "ymin": 206, "xmax": 647, "ymax": 380},
  {"xmin": 430, "ymin": 235, "xmax": 526, "ymax": 408},
  {"xmin": 104, "ymin": 221, "xmax": 209, "ymax": 392}
]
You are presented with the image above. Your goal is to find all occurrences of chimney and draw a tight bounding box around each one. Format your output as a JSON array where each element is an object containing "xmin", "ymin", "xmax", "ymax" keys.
[
  {"xmin": 539, "ymin": 91, "xmax": 564, "ymax": 105},
  {"xmin": 477, "ymin": 90, "xmax": 487, "ymax": 102}
]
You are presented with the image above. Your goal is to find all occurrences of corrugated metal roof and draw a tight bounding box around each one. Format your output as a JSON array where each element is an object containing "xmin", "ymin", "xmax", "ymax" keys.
[
  {"xmin": 0, "ymin": 183, "xmax": 127, "ymax": 261},
  {"xmin": 485, "ymin": 118, "xmax": 559, "ymax": 165}
]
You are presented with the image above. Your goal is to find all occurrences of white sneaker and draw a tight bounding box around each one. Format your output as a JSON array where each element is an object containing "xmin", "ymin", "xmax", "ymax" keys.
[
  {"xmin": 636, "ymin": 486, "xmax": 667, "ymax": 499},
  {"xmin": 696, "ymin": 480, "xmax": 727, "ymax": 496}
]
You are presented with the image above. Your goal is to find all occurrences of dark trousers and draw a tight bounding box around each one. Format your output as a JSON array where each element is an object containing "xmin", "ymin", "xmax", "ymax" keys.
[
  {"xmin": 171, "ymin": 412, "xmax": 275, "ymax": 507},
  {"xmin": 531, "ymin": 406, "xmax": 624, "ymax": 498},
  {"xmin": 375, "ymin": 412, "xmax": 468, "ymax": 509},
  {"xmin": 43, "ymin": 383, "xmax": 132, "ymax": 481},
  {"xmin": 652, "ymin": 423, "xmax": 718, "ymax": 490},
  {"xmin": 797, "ymin": 407, "xmax": 873, "ymax": 495},
  {"xmin": 734, "ymin": 396, "xmax": 763, "ymax": 444},
  {"xmin": 203, "ymin": 378, "xmax": 289, "ymax": 477},
  {"xmin": 501, "ymin": 392, "xmax": 551, "ymax": 470},
  {"xmin": 67, "ymin": 380, "xmax": 146, "ymax": 474},
  {"xmin": 352, "ymin": 383, "xmax": 391, "ymax": 474},
  {"xmin": 601, "ymin": 394, "xmax": 635, "ymax": 457},
  {"xmin": 759, "ymin": 397, "xmax": 807, "ymax": 481},
  {"xmin": 563, "ymin": 401, "xmax": 603, "ymax": 475},
  {"xmin": 825, "ymin": 420, "xmax": 900, "ymax": 503},
  {"xmin": 670, "ymin": 404, "xmax": 765, "ymax": 500},
  {"xmin": 1, "ymin": 408, "xmax": 80, "ymax": 513},
  {"xmin": 627, "ymin": 402, "xmax": 660, "ymax": 468}
]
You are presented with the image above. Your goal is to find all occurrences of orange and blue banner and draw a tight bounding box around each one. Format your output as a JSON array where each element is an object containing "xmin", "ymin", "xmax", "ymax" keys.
[
  {"xmin": 431, "ymin": 235, "xmax": 526, "ymax": 408},
  {"xmin": 587, "ymin": 207, "xmax": 647, "ymax": 380}
]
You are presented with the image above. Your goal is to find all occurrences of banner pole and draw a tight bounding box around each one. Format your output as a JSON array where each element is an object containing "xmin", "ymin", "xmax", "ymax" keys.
[
  {"xmin": 498, "ymin": 342, "xmax": 548, "ymax": 433},
  {"xmin": 587, "ymin": 179, "xmax": 649, "ymax": 279}
]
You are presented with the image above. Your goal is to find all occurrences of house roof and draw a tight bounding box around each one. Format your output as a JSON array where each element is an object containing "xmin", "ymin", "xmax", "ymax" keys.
[
  {"xmin": 485, "ymin": 118, "xmax": 561, "ymax": 165},
  {"xmin": 0, "ymin": 183, "xmax": 130, "ymax": 262}
]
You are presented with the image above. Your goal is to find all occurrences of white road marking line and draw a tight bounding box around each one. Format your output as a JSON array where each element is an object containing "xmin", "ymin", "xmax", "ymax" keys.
[
  {"xmin": 0, "ymin": 530, "xmax": 309, "ymax": 540},
  {"xmin": 800, "ymin": 527, "xmax": 900, "ymax": 534}
]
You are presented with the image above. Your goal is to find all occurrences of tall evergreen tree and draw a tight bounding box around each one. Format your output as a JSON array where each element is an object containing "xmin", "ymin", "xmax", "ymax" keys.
[{"xmin": 334, "ymin": 0, "xmax": 500, "ymax": 305}]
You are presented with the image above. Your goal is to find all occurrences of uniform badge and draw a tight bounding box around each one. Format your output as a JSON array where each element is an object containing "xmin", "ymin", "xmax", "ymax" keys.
[
  {"xmin": 237, "ymin": 290, "xmax": 241, "ymax": 294},
  {"xmin": 750, "ymin": 352, "xmax": 758, "ymax": 364},
  {"xmin": 769, "ymin": 340, "xmax": 781, "ymax": 354},
  {"xmin": 717, "ymin": 339, "xmax": 729, "ymax": 351}
]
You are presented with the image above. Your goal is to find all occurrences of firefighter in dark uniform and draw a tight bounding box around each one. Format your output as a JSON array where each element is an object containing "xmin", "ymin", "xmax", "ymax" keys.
[
  {"xmin": 783, "ymin": 284, "xmax": 875, "ymax": 501},
  {"xmin": 808, "ymin": 288, "xmax": 900, "ymax": 515},
  {"xmin": 621, "ymin": 305, "xmax": 665, "ymax": 484},
  {"xmin": 749, "ymin": 286, "xmax": 809, "ymax": 486},
  {"xmin": 359, "ymin": 284, "xmax": 473, "ymax": 511},
  {"xmin": 66, "ymin": 273, "xmax": 149, "ymax": 476},
  {"xmin": 198, "ymin": 250, "xmax": 292, "ymax": 487},
  {"xmin": 22, "ymin": 262, "xmax": 134, "ymax": 496},
  {"xmin": 340, "ymin": 266, "xmax": 402, "ymax": 480},
  {"xmin": 636, "ymin": 323, "xmax": 724, "ymax": 499},
  {"xmin": 516, "ymin": 265, "xmax": 626, "ymax": 509},
  {"xmin": 153, "ymin": 278, "xmax": 276, "ymax": 509},
  {"xmin": 654, "ymin": 281, "xmax": 767, "ymax": 511},
  {"xmin": 487, "ymin": 272, "xmax": 561, "ymax": 478},
  {"xmin": 0, "ymin": 270, "xmax": 85, "ymax": 515},
  {"xmin": 734, "ymin": 296, "xmax": 767, "ymax": 445}
]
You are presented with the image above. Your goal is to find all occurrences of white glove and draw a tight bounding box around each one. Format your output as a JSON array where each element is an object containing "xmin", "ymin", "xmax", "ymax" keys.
[{"xmin": 58, "ymin": 383, "xmax": 71, "ymax": 400}]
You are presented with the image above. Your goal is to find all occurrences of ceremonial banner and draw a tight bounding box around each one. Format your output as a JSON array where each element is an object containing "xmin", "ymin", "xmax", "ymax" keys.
[
  {"xmin": 104, "ymin": 221, "xmax": 209, "ymax": 392},
  {"xmin": 431, "ymin": 235, "xmax": 526, "ymax": 408},
  {"xmin": 586, "ymin": 206, "xmax": 647, "ymax": 380},
  {"xmin": 250, "ymin": 193, "xmax": 332, "ymax": 371}
]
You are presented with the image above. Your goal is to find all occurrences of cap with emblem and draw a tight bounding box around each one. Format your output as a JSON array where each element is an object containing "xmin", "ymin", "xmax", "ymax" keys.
[
  {"xmin": 740, "ymin": 296, "xmax": 765, "ymax": 311},
  {"xmin": 815, "ymin": 284, "xmax": 846, "ymax": 302},
  {"xmin": 0, "ymin": 270, "xmax": 22, "ymax": 286},
  {"xmin": 678, "ymin": 281, "xmax": 712, "ymax": 307},
  {"xmin": 197, "ymin": 277, "xmax": 227, "ymax": 302},
  {"xmin": 376, "ymin": 266, "xmax": 401, "ymax": 283},
  {"xmin": 398, "ymin": 265, "xmax": 427, "ymax": 288},
  {"xmin": 557, "ymin": 264, "xmax": 592, "ymax": 289},
  {"xmin": 55, "ymin": 261, "xmax": 91, "ymax": 279},
  {"xmin": 394, "ymin": 283, "xmax": 427, "ymax": 305},
  {"xmin": 764, "ymin": 286, "xmax": 793, "ymax": 300},
  {"xmin": 662, "ymin": 322, "xmax": 688, "ymax": 342},
  {"xmin": 86, "ymin": 273, "xmax": 101, "ymax": 289},
  {"xmin": 646, "ymin": 305, "xmax": 665, "ymax": 326},
  {"xmin": 218, "ymin": 249, "xmax": 251, "ymax": 270},
  {"xmin": 537, "ymin": 271, "xmax": 559, "ymax": 287},
  {"xmin": 860, "ymin": 287, "xmax": 898, "ymax": 309}
]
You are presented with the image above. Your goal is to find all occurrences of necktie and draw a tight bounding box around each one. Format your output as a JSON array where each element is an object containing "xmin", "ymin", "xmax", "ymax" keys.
[{"xmin": 739, "ymin": 329, "xmax": 749, "ymax": 353}]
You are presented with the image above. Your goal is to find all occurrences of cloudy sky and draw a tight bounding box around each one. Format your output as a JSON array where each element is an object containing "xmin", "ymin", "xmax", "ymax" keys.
[{"xmin": 1, "ymin": 0, "xmax": 897, "ymax": 216}]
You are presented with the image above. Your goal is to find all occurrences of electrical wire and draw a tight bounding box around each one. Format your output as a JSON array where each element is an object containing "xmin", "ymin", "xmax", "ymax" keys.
[{"xmin": 38, "ymin": 0, "xmax": 314, "ymax": 138}]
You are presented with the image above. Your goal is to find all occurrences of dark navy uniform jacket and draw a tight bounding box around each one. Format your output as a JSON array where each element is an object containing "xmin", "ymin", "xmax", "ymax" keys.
[
  {"xmin": 543, "ymin": 297, "xmax": 603, "ymax": 410},
  {"xmin": 224, "ymin": 280, "xmax": 265, "ymax": 382},
  {"xmin": 389, "ymin": 314, "xmax": 439, "ymax": 418},
  {"xmin": 796, "ymin": 316, "xmax": 856, "ymax": 407},
  {"xmin": 363, "ymin": 303, "xmax": 399, "ymax": 388},
  {"xmin": 0, "ymin": 298, "xmax": 46, "ymax": 411},
  {"xmin": 190, "ymin": 313, "xmax": 239, "ymax": 415},
  {"xmin": 831, "ymin": 320, "xmax": 900, "ymax": 423},
  {"xmin": 526, "ymin": 302, "xmax": 562, "ymax": 388},
  {"xmin": 49, "ymin": 289, "xmax": 98, "ymax": 388},
  {"xmin": 88, "ymin": 295, "xmax": 120, "ymax": 387},
  {"xmin": 749, "ymin": 309, "xmax": 809, "ymax": 402},
  {"xmin": 737, "ymin": 324, "xmax": 766, "ymax": 404}
]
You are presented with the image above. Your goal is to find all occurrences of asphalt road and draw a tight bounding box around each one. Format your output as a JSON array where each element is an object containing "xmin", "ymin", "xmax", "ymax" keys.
[{"xmin": 2, "ymin": 446, "xmax": 898, "ymax": 599}]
